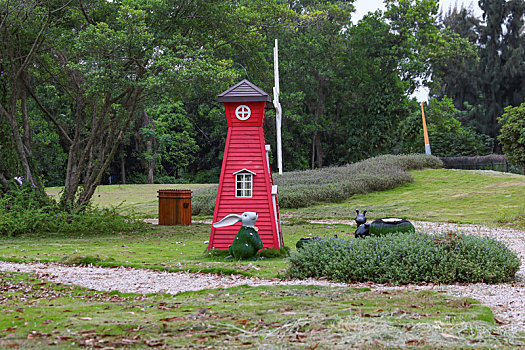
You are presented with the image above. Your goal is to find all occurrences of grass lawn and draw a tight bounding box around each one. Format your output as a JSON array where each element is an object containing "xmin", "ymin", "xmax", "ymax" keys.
[
  {"xmin": 291, "ymin": 169, "xmax": 525, "ymax": 227},
  {"xmin": 2, "ymin": 168, "xmax": 524, "ymax": 348},
  {"xmin": 45, "ymin": 184, "xmax": 213, "ymax": 217},
  {"xmin": 6, "ymin": 169, "xmax": 524, "ymax": 278},
  {"xmin": 1, "ymin": 271, "xmax": 518, "ymax": 349},
  {"xmin": 0, "ymin": 224, "xmax": 349, "ymax": 279},
  {"xmin": 47, "ymin": 169, "xmax": 525, "ymax": 226}
]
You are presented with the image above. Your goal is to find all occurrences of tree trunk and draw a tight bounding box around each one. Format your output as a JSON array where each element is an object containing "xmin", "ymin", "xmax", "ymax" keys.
[
  {"xmin": 75, "ymin": 88, "xmax": 142, "ymax": 207},
  {"xmin": 21, "ymin": 88, "xmax": 33, "ymax": 155},
  {"xmin": 311, "ymin": 135, "xmax": 316, "ymax": 170},
  {"xmin": 315, "ymin": 133, "xmax": 323, "ymax": 169},
  {"xmin": 0, "ymin": 101, "xmax": 39, "ymax": 191},
  {"xmin": 143, "ymin": 110, "xmax": 156, "ymax": 184},
  {"xmin": 121, "ymin": 156, "xmax": 126, "ymax": 184},
  {"xmin": 148, "ymin": 166, "xmax": 154, "ymax": 184},
  {"xmin": 0, "ymin": 172, "xmax": 9, "ymax": 193},
  {"xmin": 310, "ymin": 74, "xmax": 325, "ymax": 169}
]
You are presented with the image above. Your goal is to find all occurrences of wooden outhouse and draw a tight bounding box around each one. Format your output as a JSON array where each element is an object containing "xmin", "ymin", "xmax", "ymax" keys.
[{"xmin": 208, "ymin": 79, "xmax": 283, "ymax": 250}]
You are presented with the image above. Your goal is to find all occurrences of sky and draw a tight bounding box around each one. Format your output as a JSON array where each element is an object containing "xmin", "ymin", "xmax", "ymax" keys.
[
  {"xmin": 353, "ymin": 0, "xmax": 482, "ymax": 22},
  {"xmin": 352, "ymin": 0, "xmax": 483, "ymax": 101}
]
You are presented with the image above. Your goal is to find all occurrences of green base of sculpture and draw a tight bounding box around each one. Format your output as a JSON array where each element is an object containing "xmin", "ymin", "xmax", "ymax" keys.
[{"xmin": 228, "ymin": 226, "xmax": 264, "ymax": 259}]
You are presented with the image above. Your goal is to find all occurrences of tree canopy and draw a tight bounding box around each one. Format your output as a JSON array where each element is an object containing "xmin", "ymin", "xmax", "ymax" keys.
[{"xmin": 1, "ymin": 0, "xmax": 523, "ymax": 206}]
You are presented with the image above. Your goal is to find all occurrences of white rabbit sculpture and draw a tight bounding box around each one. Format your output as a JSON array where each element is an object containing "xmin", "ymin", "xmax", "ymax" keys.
[{"xmin": 213, "ymin": 212, "xmax": 263, "ymax": 259}]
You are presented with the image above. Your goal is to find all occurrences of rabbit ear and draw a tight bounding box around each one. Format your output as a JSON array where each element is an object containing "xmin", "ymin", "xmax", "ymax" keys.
[
  {"xmin": 356, "ymin": 209, "xmax": 359, "ymax": 215},
  {"xmin": 213, "ymin": 214, "xmax": 242, "ymax": 228},
  {"xmin": 363, "ymin": 209, "xmax": 367, "ymax": 215}
]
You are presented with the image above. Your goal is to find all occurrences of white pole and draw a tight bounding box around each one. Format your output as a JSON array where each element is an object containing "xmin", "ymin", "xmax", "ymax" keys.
[{"xmin": 273, "ymin": 39, "xmax": 283, "ymax": 175}]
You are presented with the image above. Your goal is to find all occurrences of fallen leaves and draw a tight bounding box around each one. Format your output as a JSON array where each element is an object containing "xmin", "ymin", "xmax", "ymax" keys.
[
  {"xmin": 440, "ymin": 333, "xmax": 460, "ymax": 340},
  {"xmin": 494, "ymin": 317, "xmax": 508, "ymax": 325}
]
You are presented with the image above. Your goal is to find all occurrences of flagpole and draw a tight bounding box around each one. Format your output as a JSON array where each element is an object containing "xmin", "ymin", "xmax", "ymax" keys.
[{"xmin": 273, "ymin": 39, "xmax": 283, "ymax": 175}]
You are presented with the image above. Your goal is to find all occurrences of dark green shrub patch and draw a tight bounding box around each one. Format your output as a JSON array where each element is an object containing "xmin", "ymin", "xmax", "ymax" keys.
[
  {"xmin": 286, "ymin": 232, "xmax": 520, "ymax": 284},
  {"xmin": 0, "ymin": 186, "xmax": 146, "ymax": 236},
  {"xmin": 59, "ymin": 254, "xmax": 116, "ymax": 265},
  {"xmin": 192, "ymin": 154, "xmax": 442, "ymax": 215},
  {"xmin": 257, "ymin": 246, "xmax": 290, "ymax": 259}
]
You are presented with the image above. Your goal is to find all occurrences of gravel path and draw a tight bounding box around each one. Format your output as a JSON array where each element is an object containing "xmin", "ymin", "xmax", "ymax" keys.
[{"xmin": 1, "ymin": 221, "xmax": 524, "ymax": 332}]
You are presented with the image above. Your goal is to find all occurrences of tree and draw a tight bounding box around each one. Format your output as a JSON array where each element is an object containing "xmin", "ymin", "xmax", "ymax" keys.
[
  {"xmin": 498, "ymin": 104, "xmax": 525, "ymax": 174},
  {"xmin": 398, "ymin": 98, "xmax": 492, "ymax": 156},
  {"xmin": 270, "ymin": 0, "xmax": 355, "ymax": 169},
  {"xmin": 0, "ymin": 0, "xmax": 67, "ymax": 194},
  {"xmin": 431, "ymin": 0, "xmax": 525, "ymax": 151},
  {"xmin": 139, "ymin": 102, "xmax": 199, "ymax": 183},
  {"xmin": 384, "ymin": 0, "xmax": 441, "ymax": 91},
  {"xmin": 2, "ymin": 0, "xmax": 296, "ymax": 207}
]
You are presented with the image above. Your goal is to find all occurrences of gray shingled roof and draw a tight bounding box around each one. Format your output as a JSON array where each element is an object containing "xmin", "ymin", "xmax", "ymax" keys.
[{"xmin": 217, "ymin": 79, "xmax": 271, "ymax": 102}]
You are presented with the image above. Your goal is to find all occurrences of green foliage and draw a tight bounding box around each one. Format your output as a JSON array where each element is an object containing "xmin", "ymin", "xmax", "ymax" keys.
[
  {"xmin": 192, "ymin": 154, "xmax": 442, "ymax": 215},
  {"xmin": 399, "ymin": 98, "xmax": 492, "ymax": 156},
  {"xmin": 191, "ymin": 185, "xmax": 219, "ymax": 216},
  {"xmin": 0, "ymin": 186, "xmax": 145, "ymax": 237},
  {"xmin": 141, "ymin": 102, "xmax": 199, "ymax": 177},
  {"xmin": 59, "ymin": 254, "xmax": 115, "ymax": 265},
  {"xmin": 384, "ymin": 0, "xmax": 441, "ymax": 91},
  {"xmin": 436, "ymin": 0, "xmax": 525, "ymax": 143},
  {"xmin": 228, "ymin": 226, "xmax": 264, "ymax": 260},
  {"xmin": 257, "ymin": 246, "xmax": 291, "ymax": 259},
  {"xmin": 498, "ymin": 104, "xmax": 525, "ymax": 173},
  {"xmin": 287, "ymin": 232, "xmax": 521, "ymax": 284}
]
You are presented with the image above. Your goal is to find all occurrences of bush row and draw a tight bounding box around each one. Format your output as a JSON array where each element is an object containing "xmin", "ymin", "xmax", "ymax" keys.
[
  {"xmin": 192, "ymin": 154, "xmax": 442, "ymax": 215},
  {"xmin": 286, "ymin": 232, "xmax": 520, "ymax": 284},
  {"xmin": 0, "ymin": 186, "xmax": 146, "ymax": 237}
]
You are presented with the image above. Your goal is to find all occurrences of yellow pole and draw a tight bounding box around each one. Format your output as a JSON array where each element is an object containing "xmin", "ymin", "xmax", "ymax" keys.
[{"xmin": 420, "ymin": 102, "xmax": 431, "ymax": 155}]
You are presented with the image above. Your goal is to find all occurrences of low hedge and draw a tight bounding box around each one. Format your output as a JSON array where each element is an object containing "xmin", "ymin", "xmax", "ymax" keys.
[
  {"xmin": 192, "ymin": 154, "xmax": 442, "ymax": 215},
  {"xmin": 286, "ymin": 232, "xmax": 520, "ymax": 284}
]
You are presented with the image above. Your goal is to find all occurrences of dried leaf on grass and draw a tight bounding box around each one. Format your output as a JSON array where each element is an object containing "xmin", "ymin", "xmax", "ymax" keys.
[{"xmin": 441, "ymin": 333, "xmax": 460, "ymax": 339}]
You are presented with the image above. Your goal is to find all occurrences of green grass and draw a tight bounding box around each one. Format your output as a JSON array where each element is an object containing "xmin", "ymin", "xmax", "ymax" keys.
[
  {"xmin": 45, "ymin": 184, "xmax": 212, "ymax": 217},
  {"xmin": 2, "ymin": 271, "xmax": 523, "ymax": 349},
  {"xmin": 290, "ymin": 169, "xmax": 525, "ymax": 227},
  {"xmin": 2, "ymin": 168, "xmax": 524, "ymax": 348},
  {"xmin": 0, "ymin": 223, "xmax": 348, "ymax": 279},
  {"xmin": 14, "ymin": 168, "xmax": 521, "ymax": 278},
  {"xmin": 46, "ymin": 169, "xmax": 525, "ymax": 227}
]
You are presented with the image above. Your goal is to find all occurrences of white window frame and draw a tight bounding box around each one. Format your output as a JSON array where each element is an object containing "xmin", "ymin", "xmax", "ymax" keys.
[{"xmin": 233, "ymin": 169, "xmax": 256, "ymax": 198}]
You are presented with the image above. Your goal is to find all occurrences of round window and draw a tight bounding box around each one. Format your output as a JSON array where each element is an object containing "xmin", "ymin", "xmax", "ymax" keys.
[{"xmin": 235, "ymin": 105, "xmax": 251, "ymax": 121}]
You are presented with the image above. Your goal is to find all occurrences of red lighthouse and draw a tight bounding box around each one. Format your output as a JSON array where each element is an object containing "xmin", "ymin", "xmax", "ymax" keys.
[{"xmin": 209, "ymin": 80, "xmax": 283, "ymax": 250}]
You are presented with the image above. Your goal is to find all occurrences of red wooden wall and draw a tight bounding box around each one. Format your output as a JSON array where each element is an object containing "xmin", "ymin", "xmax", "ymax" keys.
[{"xmin": 208, "ymin": 101, "xmax": 282, "ymax": 250}]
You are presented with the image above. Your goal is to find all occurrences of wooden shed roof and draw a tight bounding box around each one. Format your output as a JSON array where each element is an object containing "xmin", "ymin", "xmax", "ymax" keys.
[{"xmin": 217, "ymin": 79, "xmax": 271, "ymax": 102}]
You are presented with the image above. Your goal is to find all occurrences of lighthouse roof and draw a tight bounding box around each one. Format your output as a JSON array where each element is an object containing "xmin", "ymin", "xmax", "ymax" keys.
[{"xmin": 218, "ymin": 79, "xmax": 271, "ymax": 102}]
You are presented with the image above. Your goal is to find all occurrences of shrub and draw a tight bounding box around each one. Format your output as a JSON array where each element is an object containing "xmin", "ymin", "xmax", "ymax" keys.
[
  {"xmin": 498, "ymin": 103, "xmax": 525, "ymax": 175},
  {"xmin": 59, "ymin": 254, "xmax": 115, "ymax": 265},
  {"xmin": 440, "ymin": 154, "xmax": 512, "ymax": 173},
  {"xmin": 257, "ymin": 246, "xmax": 291, "ymax": 259},
  {"xmin": 192, "ymin": 154, "xmax": 442, "ymax": 215},
  {"xmin": 286, "ymin": 232, "xmax": 520, "ymax": 284},
  {"xmin": 191, "ymin": 185, "xmax": 219, "ymax": 216},
  {"xmin": 154, "ymin": 176, "xmax": 190, "ymax": 184},
  {"xmin": 0, "ymin": 186, "xmax": 146, "ymax": 237}
]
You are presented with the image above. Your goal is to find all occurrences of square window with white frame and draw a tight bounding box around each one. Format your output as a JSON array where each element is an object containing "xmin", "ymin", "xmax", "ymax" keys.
[{"xmin": 235, "ymin": 173, "xmax": 253, "ymax": 197}]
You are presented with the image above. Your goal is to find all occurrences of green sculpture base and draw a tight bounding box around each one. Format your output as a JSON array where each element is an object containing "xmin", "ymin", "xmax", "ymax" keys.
[
  {"xmin": 228, "ymin": 226, "xmax": 264, "ymax": 260},
  {"xmin": 369, "ymin": 218, "xmax": 415, "ymax": 236}
]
